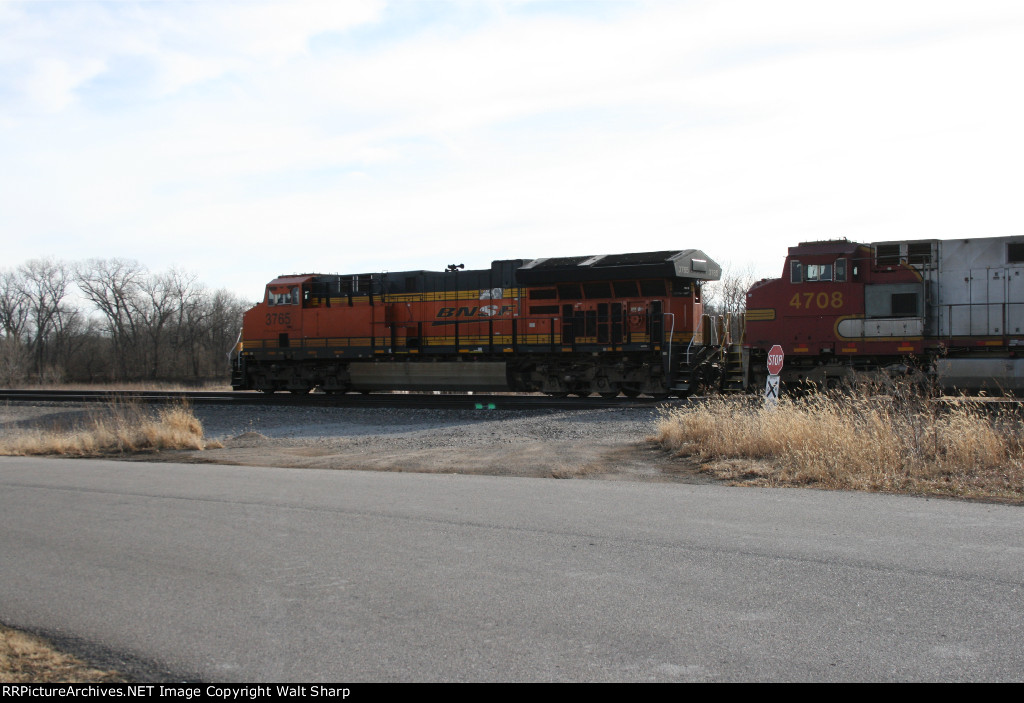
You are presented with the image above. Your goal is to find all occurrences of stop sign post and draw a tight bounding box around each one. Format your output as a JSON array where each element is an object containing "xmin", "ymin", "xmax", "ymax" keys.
[{"xmin": 765, "ymin": 345, "xmax": 784, "ymax": 405}]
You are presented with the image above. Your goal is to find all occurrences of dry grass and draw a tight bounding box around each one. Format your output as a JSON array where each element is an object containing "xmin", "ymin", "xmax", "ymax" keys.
[
  {"xmin": 655, "ymin": 387, "xmax": 1024, "ymax": 502},
  {"xmin": 0, "ymin": 399, "xmax": 219, "ymax": 456},
  {"xmin": 7, "ymin": 381, "xmax": 232, "ymax": 391},
  {"xmin": 0, "ymin": 625, "xmax": 124, "ymax": 683}
]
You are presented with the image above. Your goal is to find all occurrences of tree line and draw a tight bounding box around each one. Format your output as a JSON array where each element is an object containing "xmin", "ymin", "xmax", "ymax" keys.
[{"xmin": 0, "ymin": 258, "xmax": 252, "ymax": 386}]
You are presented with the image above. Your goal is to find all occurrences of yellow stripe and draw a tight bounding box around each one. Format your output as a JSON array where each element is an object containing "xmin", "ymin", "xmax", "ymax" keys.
[
  {"xmin": 385, "ymin": 288, "xmax": 524, "ymax": 303},
  {"xmin": 745, "ymin": 308, "xmax": 776, "ymax": 321}
]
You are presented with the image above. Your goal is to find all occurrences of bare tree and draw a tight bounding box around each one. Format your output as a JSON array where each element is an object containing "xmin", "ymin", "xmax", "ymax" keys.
[
  {"xmin": 46, "ymin": 292, "xmax": 84, "ymax": 383},
  {"xmin": 137, "ymin": 271, "xmax": 178, "ymax": 379},
  {"xmin": 201, "ymin": 288, "xmax": 249, "ymax": 377},
  {"xmin": 18, "ymin": 259, "xmax": 76, "ymax": 379},
  {"xmin": 165, "ymin": 269, "xmax": 208, "ymax": 377},
  {"xmin": 703, "ymin": 262, "xmax": 758, "ymax": 344},
  {"xmin": 75, "ymin": 258, "xmax": 147, "ymax": 379},
  {"xmin": 0, "ymin": 269, "xmax": 30, "ymax": 339},
  {"xmin": 0, "ymin": 335, "xmax": 31, "ymax": 385}
]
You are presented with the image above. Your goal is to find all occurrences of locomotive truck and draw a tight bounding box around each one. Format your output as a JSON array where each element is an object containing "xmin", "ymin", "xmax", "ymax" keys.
[{"xmin": 231, "ymin": 250, "xmax": 723, "ymax": 397}]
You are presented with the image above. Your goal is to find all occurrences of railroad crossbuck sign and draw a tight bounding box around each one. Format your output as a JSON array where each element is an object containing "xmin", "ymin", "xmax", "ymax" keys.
[{"xmin": 765, "ymin": 344, "xmax": 784, "ymax": 406}]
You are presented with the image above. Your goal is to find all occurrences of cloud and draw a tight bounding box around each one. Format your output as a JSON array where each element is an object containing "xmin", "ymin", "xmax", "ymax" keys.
[
  {"xmin": 1, "ymin": 0, "xmax": 1023, "ymax": 296},
  {"xmin": 19, "ymin": 56, "xmax": 106, "ymax": 112},
  {"xmin": 0, "ymin": 0, "xmax": 385, "ymax": 112}
]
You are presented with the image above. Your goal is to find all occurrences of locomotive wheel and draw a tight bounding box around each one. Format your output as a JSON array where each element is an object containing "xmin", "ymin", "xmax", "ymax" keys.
[
  {"xmin": 260, "ymin": 388, "xmax": 276, "ymax": 394},
  {"xmin": 599, "ymin": 392, "xmax": 619, "ymax": 399},
  {"xmin": 622, "ymin": 388, "xmax": 640, "ymax": 398}
]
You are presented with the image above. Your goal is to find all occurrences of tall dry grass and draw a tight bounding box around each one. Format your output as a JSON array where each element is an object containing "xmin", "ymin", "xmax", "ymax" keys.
[
  {"xmin": 0, "ymin": 399, "xmax": 217, "ymax": 456},
  {"xmin": 655, "ymin": 387, "xmax": 1024, "ymax": 501},
  {"xmin": 5, "ymin": 381, "xmax": 232, "ymax": 391}
]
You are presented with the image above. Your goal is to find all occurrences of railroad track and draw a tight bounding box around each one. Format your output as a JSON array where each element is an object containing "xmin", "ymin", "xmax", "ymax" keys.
[
  {"xmin": 0, "ymin": 388, "xmax": 681, "ymax": 410},
  {"xmin": 4, "ymin": 388, "xmax": 1013, "ymax": 411}
]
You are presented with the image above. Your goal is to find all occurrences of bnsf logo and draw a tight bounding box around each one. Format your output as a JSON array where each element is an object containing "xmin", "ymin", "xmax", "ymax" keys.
[{"xmin": 436, "ymin": 305, "xmax": 515, "ymax": 318}]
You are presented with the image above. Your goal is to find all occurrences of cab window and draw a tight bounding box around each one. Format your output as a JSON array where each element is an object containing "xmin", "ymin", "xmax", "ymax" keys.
[
  {"xmin": 806, "ymin": 264, "xmax": 833, "ymax": 282},
  {"xmin": 267, "ymin": 287, "xmax": 299, "ymax": 306},
  {"xmin": 835, "ymin": 258, "xmax": 847, "ymax": 282}
]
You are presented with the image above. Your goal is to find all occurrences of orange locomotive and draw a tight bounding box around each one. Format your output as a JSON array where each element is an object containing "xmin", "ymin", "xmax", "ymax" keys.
[{"xmin": 232, "ymin": 250, "xmax": 722, "ymax": 397}]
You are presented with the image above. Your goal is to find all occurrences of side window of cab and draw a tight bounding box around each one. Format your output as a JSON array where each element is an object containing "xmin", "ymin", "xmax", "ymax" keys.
[
  {"xmin": 835, "ymin": 258, "xmax": 847, "ymax": 282},
  {"xmin": 266, "ymin": 287, "xmax": 299, "ymax": 306}
]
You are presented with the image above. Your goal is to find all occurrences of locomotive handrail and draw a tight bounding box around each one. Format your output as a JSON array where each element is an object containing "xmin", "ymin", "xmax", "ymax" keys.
[
  {"xmin": 228, "ymin": 328, "xmax": 242, "ymax": 362},
  {"xmin": 935, "ymin": 300, "xmax": 1024, "ymax": 340},
  {"xmin": 685, "ymin": 313, "xmax": 702, "ymax": 367},
  {"xmin": 664, "ymin": 313, "xmax": 676, "ymax": 378}
]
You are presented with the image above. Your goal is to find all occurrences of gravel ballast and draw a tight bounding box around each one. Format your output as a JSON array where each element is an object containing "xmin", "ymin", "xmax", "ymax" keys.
[{"xmin": 0, "ymin": 402, "xmax": 713, "ymax": 483}]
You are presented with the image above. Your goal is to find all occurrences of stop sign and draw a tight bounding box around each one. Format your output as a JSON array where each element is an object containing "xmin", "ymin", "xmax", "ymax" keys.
[{"xmin": 767, "ymin": 345, "xmax": 785, "ymax": 375}]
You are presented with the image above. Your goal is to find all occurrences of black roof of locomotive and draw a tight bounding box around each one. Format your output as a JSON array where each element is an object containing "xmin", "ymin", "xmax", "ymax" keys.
[
  {"xmin": 296, "ymin": 249, "xmax": 721, "ymax": 297},
  {"xmin": 303, "ymin": 260, "xmax": 526, "ymax": 296},
  {"xmin": 516, "ymin": 249, "xmax": 721, "ymax": 284}
]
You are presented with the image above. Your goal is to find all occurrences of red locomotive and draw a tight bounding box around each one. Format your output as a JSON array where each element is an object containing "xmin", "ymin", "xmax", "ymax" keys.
[
  {"xmin": 744, "ymin": 236, "xmax": 1024, "ymax": 393},
  {"xmin": 231, "ymin": 250, "xmax": 723, "ymax": 397}
]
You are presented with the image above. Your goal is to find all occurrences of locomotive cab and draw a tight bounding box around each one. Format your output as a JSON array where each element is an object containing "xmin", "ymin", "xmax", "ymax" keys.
[
  {"xmin": 745, "ymin": 235, "xmax": 1024, "ymax": 393},
  {"xmin": 745, "ymin": 239, "xmax": 925, "ymax": 389}
]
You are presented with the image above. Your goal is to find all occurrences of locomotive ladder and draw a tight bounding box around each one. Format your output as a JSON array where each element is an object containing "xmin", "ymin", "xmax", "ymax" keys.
[
  {"xmin": 670, "ymin": 349, "xmax": 708, "ymax": 396},
  {"xmin": 721, "ymin": 344, "xmax": 746, "ymax": 393},
  {"xmin": 670, "ymin": 314, "xmax": 741, "ymax": 395}
]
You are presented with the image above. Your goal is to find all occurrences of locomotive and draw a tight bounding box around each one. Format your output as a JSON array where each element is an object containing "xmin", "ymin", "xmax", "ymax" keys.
[
  {"xmin": 231, "ymin": 250, "xmax": 723, "ymax": 397},
  {"xmin": 232, "ymin": 235, "xmax": 1024, "ymax": 397},
  {"xmin": 743, "ymin": 235, "xmax": 1024, "ymax": 393}
]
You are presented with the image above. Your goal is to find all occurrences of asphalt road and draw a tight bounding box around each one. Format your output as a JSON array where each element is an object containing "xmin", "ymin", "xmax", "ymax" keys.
[{"xmin": 1, "ymin": 457, "xmax": 1022, "ymax": 682}]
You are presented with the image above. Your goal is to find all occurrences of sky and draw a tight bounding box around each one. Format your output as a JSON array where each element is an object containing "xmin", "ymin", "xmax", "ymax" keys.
[{"xmin": 2, "ymin": 0, "xmax": 1024, "ymax": 300}]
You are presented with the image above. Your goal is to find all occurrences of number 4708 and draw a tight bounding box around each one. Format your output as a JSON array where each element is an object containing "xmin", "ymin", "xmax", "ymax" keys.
[{"xmin": 789, "ymin": 292, "xmax": 843, "ymax": 310}]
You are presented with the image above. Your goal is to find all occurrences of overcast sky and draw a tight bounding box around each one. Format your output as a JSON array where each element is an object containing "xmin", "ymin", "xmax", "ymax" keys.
[{"xmin": 2, "ymin": 0, "xmax": 1023, "ymax": 299}]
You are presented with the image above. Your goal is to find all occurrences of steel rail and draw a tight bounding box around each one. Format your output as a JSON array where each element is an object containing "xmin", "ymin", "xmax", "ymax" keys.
[
  {"xmin": 0, "ymin": 389, "xmax": 683, "ymax": 410},
  {"xmin": 5, "ymin": 388, "xmax": 1010, "ymax": 411}
]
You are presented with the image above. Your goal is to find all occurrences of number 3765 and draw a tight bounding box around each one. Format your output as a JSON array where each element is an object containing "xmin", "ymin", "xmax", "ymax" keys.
[{"xmin": 266, "ymin": 312, "xmax": 292, "ymax": 326}]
